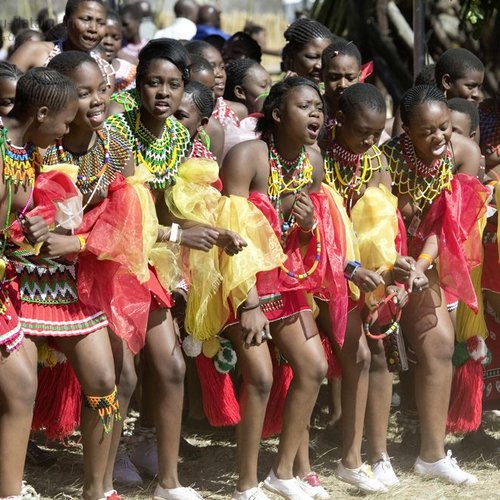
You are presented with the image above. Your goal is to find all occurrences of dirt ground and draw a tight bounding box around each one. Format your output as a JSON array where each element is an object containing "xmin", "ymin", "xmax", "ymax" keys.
[{"xmin": 25, "ymin": 386, "xmax": 500, "ymax": 500}]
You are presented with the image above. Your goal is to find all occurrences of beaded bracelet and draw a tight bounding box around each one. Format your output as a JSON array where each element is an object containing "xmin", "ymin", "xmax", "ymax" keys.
[
  {"xmin": 298, "ymin": 219, "xmax": 319, "ymax": 233},
  {"xmin": 418, "ymin": 253, "xmax": 433, "ymax": 266},
  {"xmin": 363, "ymin": 292, "xmax": 402, "ymax": 340},
  {"xmin": 76, "ymin": 235, "xmax": 87, "ymax": 253}
]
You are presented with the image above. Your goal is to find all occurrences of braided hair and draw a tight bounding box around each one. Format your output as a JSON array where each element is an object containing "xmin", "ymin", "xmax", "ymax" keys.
[
  {"xmin": 184, "ymin": 81, "xmax": 214, "ymax": 118},
  {"xmin": 136, "ymin": 39, "xmax": 190, "ymax": 87},
  {"xmin": 12, "ymin": 67, "xmax": 78, "ymax": 114},
  {"xmin": 256, "ymin": 76, "xmax": 323, "ymax": 139},
  {"xmin": 282, "ymin": 18, "xmax": 332, "ymax": 71},
  {"xmin": 185, "ymin": 40, "xmax": 215, "ymax": 59},
  {"xmin": 448, "ymin": 97, "xmax": 479, "ymax": 133},
  {"xmin": 435, "ymin": 48, "xmax": 484, "ymax": 86},
  {"xmin": 399, "ymin": 85, "xmax": 447, "ymax": 126},
  {"xmin": 321, "ymin": 39, "xmax": 361, "ymax": 70},
  {"xmin": 47, "ymin": 51, "xmax": 100, "ymax": 77},
  {"xmin": 338, "ymin": 83, "xmax": 386, "ymax": 117},
  {"xmin": 414, "ymin": 64, "xmax": 436, "ymax": 86},
  {"xmin": 0, "ymin": 62, "xmax": 24, "ymax": 84},
  {"xmin": 224, "ymin": 58, "xmax": 260, "ymax": 101}
]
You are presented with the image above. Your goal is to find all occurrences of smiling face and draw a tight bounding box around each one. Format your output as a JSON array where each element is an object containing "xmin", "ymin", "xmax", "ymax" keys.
[
  {"xmin": 139, "ymin": 58, "xmax": 185, "ymax": 121},
  {"xmin": 404, "ymin": 101, "xmax": 452, "ymax": 164},
  {"xmin": 323, "ymin": 54, "xmax": 360, "ymax": 110},
  {"xmin": 201, "ymin": 46, "xmax": 226, "ymax": 98},
  {"xmin": 101, "ymin": 19, "xmax": 123, "ymax": 63},
  {"xmin": 65, "ymin": 1, "xmax": 107, "ymax": 52},
  {"xmin": 291, "ymin": 37, "xmax": 332, "ymax": 83},
  {"xmin": 336, "ymin": 106, "xmax": 386, "ymax": 155},
  {"xmin": 0, "ymin": 78, "xmax": 17, "ymax": 117},
  {"xmin": 68, "ymin": 61, "xmax": 107, "ymax": 131},
  {"xmin": 239, "ymin": 65, "xmax": 271, "ymax": 113},
  {"xmin": 274, "ymin": 85, "xmax": 324, "ymax": 146}
]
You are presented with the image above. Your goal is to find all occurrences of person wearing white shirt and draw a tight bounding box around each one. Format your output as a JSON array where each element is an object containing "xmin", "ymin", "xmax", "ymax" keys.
[{"xmin": 154, "ymin": 0, "xmax": 199, "ymax": 41}]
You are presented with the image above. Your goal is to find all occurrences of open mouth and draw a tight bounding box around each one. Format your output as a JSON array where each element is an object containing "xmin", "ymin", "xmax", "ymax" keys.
[
  {"xmin": 88, "ymin": 109, "xmax": 105, "ymax": 124},
  {"xmin": 307, "ymin": 122, "xmax": 320, "ymax": 135},
  {"xmin": 432, "ymin": 143, "xmax": 447, "ymax": 156},
  {"xmin": 154, "ymin": 102, "xmax": 170, "ymax": 113}
]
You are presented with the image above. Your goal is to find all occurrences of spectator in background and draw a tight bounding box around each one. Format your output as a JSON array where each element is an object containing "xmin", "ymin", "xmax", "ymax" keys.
[
  {"xmin": 194, "ymin": 4, "xmax": 230, "ymax": 41},
  {"xmin": 36, "ymin": 8, "xmax": 57, "ymax": 35},
  {"xmin": 11, "ymin": 29, "xmax": 44, "ymax": 56},
  {"xmin": 137, "ymin": 0, "xmax": 157, "ymax": 40},
  {"xmin": 9, "ymin": 17, "xmax": 30, "ymax": 38},
  {"xmin": 223, "ymin": 31, "xmax": 262, "ymax": 64},
  {"xmin": 118, "ymin": 2, "xmax": 147, "ymax": 64},
  {"xmin": 154, "ymin": 0, "xmax": 199, "ymax": 41},
  {"xmin": 0, "ymin": 25, "xmax": 6, "ymax": 61}
]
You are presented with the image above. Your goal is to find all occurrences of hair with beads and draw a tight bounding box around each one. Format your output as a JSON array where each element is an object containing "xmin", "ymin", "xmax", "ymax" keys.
[
  {"xmin": 47, "ymin": 50, "xmax": 100, "ymax": 78},
  {"xmin": 256, "ymin": 76, "xmax": 323, "ymax": 139},
  {"xmin": 184, "ymin": 81, "xmax": 214, "ymax": 118},
  {"xmin": 136, "ymin": 39, "xmax": 190, "ymax": 86},
  {"xmin": 11, "ymin": 67, "xmax": 78, "ymax": 114},
  {"xmin": 399, "ymin": 85, "xmax": 448, "ymax": 126},
  {"xmin": 282, "ymin": 18, "xmax": 332, "ymax": 71},
  {"xmin": 435, "ymin": 48, "xmax": 484, "ymax": 87},
  {"xmin": 65, "ymin": 0, "xmax": 106, "ymax": 19},
  {"xmin": 321, "ymin": 39, "xmax": 361, "ymax": 70},
  {"xmin": 338, "ymin": 83, "xmax": 386, "ymax": 117},
  {"xmin": 448, "ymin": 97, "xmax": 479, "ymax": 132},
  {"xmin": 223, "ymin": 58, "xmax": 260, "ymax": 101},
  {"xmin": 0, "ymin": 61, "xmax": 24, "ymax": 84}
]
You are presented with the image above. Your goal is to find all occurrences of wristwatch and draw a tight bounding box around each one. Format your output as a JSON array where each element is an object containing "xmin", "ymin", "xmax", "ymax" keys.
[{"xmin": 344, "ymin": 260, "xmax": 361, "ymax": 281}]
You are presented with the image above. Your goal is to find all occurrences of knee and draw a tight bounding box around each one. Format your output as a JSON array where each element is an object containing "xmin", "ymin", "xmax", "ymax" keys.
[
  {"xmin": 244, "ymin": 371, "xmax": 273, "ymax": 400},
  {"xmin": 369, "ymin": 346, "xmax": 388, "ymax": 373},
  {"xmin": 355, "ymin": 342, "xmax": 372, "ymax": 372},
  {"xmin": 4, "ymin": 367, "xmax": 37, "ymax": 411},
  {"xmin": 117, "ymin": 364, "xmax": 138, "ymax": 401},
  {"xmin": 295, "ymin": 355, "xmax": 328, "ymax": 387},
  {"xmin": 85, "ymin": 367, "xmax": 116, "ymax": 396},
  {"xmin": 156, "ymin": 350, "xmax": 186, "ymax": 387},
  {"xmin": 415, "ymin": 331, "xmax": 454, "ymax": 366}
]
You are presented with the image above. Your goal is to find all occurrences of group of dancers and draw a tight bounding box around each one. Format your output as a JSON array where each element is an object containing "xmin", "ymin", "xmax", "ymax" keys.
[{"xmin": 0, "ymin": 1, "xmax": 499, "ymax": 499}]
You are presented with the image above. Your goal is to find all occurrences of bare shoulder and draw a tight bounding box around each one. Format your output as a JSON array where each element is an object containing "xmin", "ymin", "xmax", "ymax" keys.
[
  {"xmin": 228, "ymin": 100, "xmax": 248, "ymax": 121},
  {"xmin": 450, "ymin": 132, "xmax": 481, "ymax": 176},
  {"xmin": 107, "ymin": 99, "xmax": 125, "ymax": 117},
  {"xmin": 306, "ymin": 145, "xmax": 325, "ymax": 188},
  {"xmin": 223, "ymin": 139, "xmax": 267, "ymax": 172},
  {"xmin": 9, "ymin": 41, "xmax": 54, "ymax": 70}
]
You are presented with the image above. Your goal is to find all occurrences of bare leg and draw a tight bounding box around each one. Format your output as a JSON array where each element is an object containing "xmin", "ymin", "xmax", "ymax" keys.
[
  {"xmin": 144, "ymin": 308, "xmax": 185, "ymax": 489},
  {"xmin": 401, "ymin": 270, "xmax": 454, "ymax": 463},
  {"xmin": 272, "ymin": 311, "xmax": 327, "ymax": 479},
  {"xmin": 226, "ymin": 325, "xmax": 274, "ymax": 492},
  {"xmin": 0, "ymin": 340, "xmax": 38, "ymax": 497},
  {"xmin": 328, "ymin": 378, "xmax": 342, "ymax": 426},
  {"xmin": 317, "ymin": 302, "xmax": 370, "ymax": 468},
  {"xmin": 103, "ymin": 333, "xmax": 138, "ymax": 492},
  {"xmin": 365, "ymin": 338, "xmax": 393, "ymax": 463},
  {"xmin": 293, "ymin": 429, "xmax": 312, "ymax": 478},
  {"xmin": 55, "ymin": 328, "xmax": 116, "ymax": 500}
]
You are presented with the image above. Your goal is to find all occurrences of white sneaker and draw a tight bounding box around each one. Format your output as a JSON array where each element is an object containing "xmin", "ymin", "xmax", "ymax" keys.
[
  {"xmin": 371, "ymin": 454, "xmax": 400, "ymax": 487},
  {"xmin": 131, "ymin": 436, "xmax": 158, "ymax": 477},
  {"xmin": 21, "ymin": 482, "xmax": 40, "ymax": 500},
  {"xmin": 263, "ymin": 469, "xmax": 314, "ymax": 500},
  {"xmin": 113, "ymin": 451, "xmax": 143, "ymax": 486},
  {"xmin": 296, "ymin": 472, "xmax": 330, "ymax": 500},
  {"xmin": 232, "ymin": 486, "xmax": 271, "ymax": 500},
  {"xmin": 335, "ymin": 462, "xmax": 387, "ymax": 493},
  {"xmin": 153, "ymin": 485, "xmax": 204, "ymax": 500},
  {"xmin": 414, "ymin": 450, "xmax": 478, "ymax": 485}
]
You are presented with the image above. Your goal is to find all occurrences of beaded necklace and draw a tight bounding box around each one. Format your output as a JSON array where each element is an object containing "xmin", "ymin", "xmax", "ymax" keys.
[
  {"xmin": 190, "ymin": 138, "xmax": 216, "ymax": 160},
  {"xmin": 383, "ymin": 134, "xmax": 453, "ymax": 214},
  {"xmin": 107, "ymin": 108, "xmax": 190, "ymax": 190},
  {"xmin": 324, "ymin": 139, "xmax": 381, "ymax": 213},
  {"xmin": 51, "ymin": 129, "xmax": 112, "ymax": 194},
  {"xmin": 267, "ymin": 138, "xmax": 313, "ymax": 240}
]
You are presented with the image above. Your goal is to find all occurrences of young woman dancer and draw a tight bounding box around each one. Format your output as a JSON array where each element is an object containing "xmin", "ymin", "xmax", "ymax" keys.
[
  {"xmin": 381, "ymin": 85, "xmax": 486, "ymax": 485},
  {"xmin": 107, "ymin": 39, "xmax": 245, "ymax": 499},
  {"xmin": 0, "ymin": 67, "xmax": 78, "ymax": 500},
  {"xmin": 218, "ymin": 76, "xmax": 344, "ymax": 500}
]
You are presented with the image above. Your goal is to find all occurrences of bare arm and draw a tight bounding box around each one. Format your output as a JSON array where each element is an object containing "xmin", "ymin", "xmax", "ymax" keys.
[
  {"xmin": 206, "ymin": 117, "xmax": 225, "ymax": 165},
  {"xmin": 451, "ymin": 132, "xmax": 481, "ymax": 177},
  {"xmin": 9, "ymin": 41, "xmax": 52, "ymax": 71}
]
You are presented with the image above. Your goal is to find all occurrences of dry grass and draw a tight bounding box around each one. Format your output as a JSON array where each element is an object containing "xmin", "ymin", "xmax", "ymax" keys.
[{"xmin": 26, "ymin": 399, "xmax": 500, "ymax": 499}]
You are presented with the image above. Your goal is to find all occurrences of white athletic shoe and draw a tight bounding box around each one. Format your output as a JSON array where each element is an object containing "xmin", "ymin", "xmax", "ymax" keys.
[
  {"xmin": 335, "ymin": 462, "xmax": 388, "ymax": 493},
  {"xmin": 414, "ymin": 450, "xmax": 478, "ymax": 485},
  {"xmin": 231, "ymin": 485, "xmax": 271, "ymax": 500},
  {"xmin": 296, "ymin": 472, "xmax": 330, "ymax": 499},
  {"xmin": 153, "ymin": 485, "xmax": 204, "ymax": 500},
  {"xmin": 263, "ymin": 469, "xmax": 314, "ymax": 500},
  {"xmin": 371, "ymin": 454, "xmax": 400, "ymax": 487}
]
